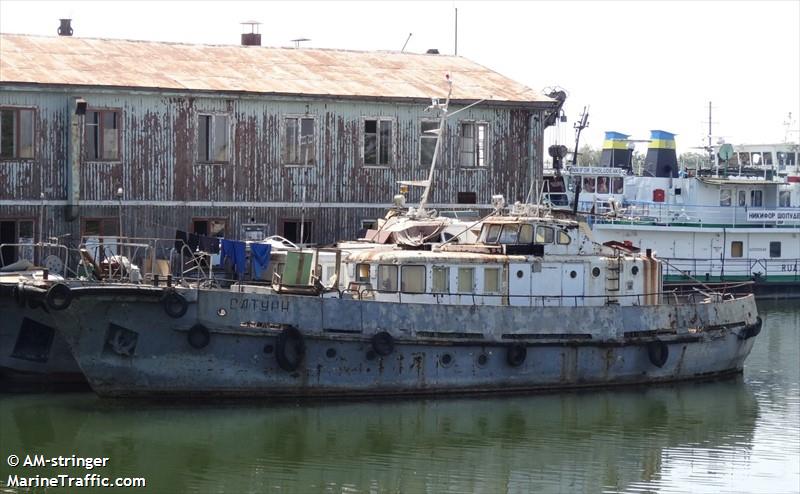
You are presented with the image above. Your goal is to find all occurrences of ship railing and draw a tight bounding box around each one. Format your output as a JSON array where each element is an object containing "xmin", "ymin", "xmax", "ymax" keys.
[
  {"xmin": 0, "ymin": 242, "xmax": 72, "ymax": 278},
  {"xmin": 662, "ymin": 256, "xmax": 800, "ymax": 282}
]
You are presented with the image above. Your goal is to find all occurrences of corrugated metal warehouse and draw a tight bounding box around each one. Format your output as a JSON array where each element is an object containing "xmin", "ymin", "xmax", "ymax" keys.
[{"xmin": 0, "ymin": 28, "xmax": 557, "ymax": 262}]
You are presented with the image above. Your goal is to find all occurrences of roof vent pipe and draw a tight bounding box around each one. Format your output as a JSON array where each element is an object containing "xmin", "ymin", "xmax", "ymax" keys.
[
  {"xmin": 241, "ymin": 21, "xmax": 261, "ymax": 46},
  {"xmin": 58, "ymin": 19, "xmax": 73, "ymax": 36}
]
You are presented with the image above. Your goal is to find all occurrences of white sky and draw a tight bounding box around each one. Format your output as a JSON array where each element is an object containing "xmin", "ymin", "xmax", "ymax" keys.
[{"xmin": 1, "ymin": 0, "xmax": 798, "ymax": 155}]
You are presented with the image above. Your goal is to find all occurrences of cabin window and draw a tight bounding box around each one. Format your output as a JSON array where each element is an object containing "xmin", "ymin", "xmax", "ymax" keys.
[
  {"xmin": 777, "ymin": 152, "xmax": 796, "ymax": 169},
  {"xmin": 86, "ymin": 109, "xmax": 120, "ymax": 161},
  {"xmin": 582, "ymin": 177, "xmax": 595, "ymax": 193},
  {"xmin": 750, "ymin": 190, "xmax": 763, "ymax": 207},
  {"xmin": 720, "ymin": 189, "xmax": 732, "ymax": 207},
  {"xmin": 731, "ymin": 241, "xmax": 743, "ymax": 258},
  {"xmin": 284, "ymin": 116, "xmax": 315, "ymax": 165},
  {"xmin": 377, "ymin": 264, "xmax": 398, "ymax": 292},
  {"xmin": 738, "ymin": 153, "xmax": 751, "ymax": 166},
  {"xmin": 557, "ymin": 230, "xmax": 571, "ymax": 245},
  {"xmin": 457, "ymin": 267, "xmax": 474, "ymax": 293},
  {"xmin": 737, "ymin": 190, "xmax": 747, "ymax": 207},
  {"xmin": 779, "ymin": 190, "xmax": 791, "ymax": 207},
  {"xmin": 751, "ymin": 152, "xmax": 762, "ymax": 166},
  {"xmin": 610, "ymin": 177, "xmax": 624, "ymax": 194},
  {"xmin": 535, "ymin": 226, "xmax": 554, "ymax": 244},
  {"xmin": 197, "ymin": 113, "xmax": 229, "ymax": 163},
  {"xmin": 420, "ymin": 121, "xmax": 439, "ymax": 167},
  {"xmin": 459, "ymin": 122, "xmax": 487, "ymax": 167},
  {"xmin": 484, "ymin": 224, "xmax": 502, "ymax": 243},
  {"xmin": 596, "ymin": 177, "xmax": 609, "ymax": 194},
  {"xmin": 499, "ymin": 224, "xmax": 520, "ymax": 244},
  {"xmin": 483, "ymin": 267, "xmax": 501, "ymax": 294},
  {"xmin": 432, "ymin": 266, "xmax": 449, "ymax": 293},
  {"xmin": 519, "ymin": 224, "xmax": 534, "ymax": 243},
  {"xmin": 364, "ymin": 118, "xmax": 393, "ymax": 166},
  {"xmin": 355, "ymin": 263, "xmax": 371, "ymax": 282},
  {"xmin": 770, "ymin": 242, "xmax": 781, "ymax": 258},
  {"xmin": 0, "ymin": 107, "xmax": 35, "ymax": 159},
  {"xmin": 762, "ymin": 152, "xmax": 773, "ymax": 166},
  {"xmin": 401, "ymin": 265, "xmax": 426, "ymax": 293}
]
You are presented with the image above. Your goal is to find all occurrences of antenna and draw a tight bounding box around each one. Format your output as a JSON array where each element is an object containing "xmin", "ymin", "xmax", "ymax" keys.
[
  {"xmin": 401, "ymin": 33, "xmax": 412, "ymax": 52},
  {"xmin": 571, "ymin": 106, "xmax": 590, "ymax": 166},
  {"xmin": 454, "ymin": 7, "xmax": 458, "ymax": 55},
  {"xmin": 418, "ymin": 75, "xmax": 454, "ymax": 213}
]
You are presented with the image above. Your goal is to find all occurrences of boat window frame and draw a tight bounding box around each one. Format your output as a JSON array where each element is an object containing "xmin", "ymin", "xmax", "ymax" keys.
[
  {"xmin": 483, "ymin": 266, "xmax": 501, "ymax": 294},
  {"xmin": 377, "ymin": 264, "xmax": 399, "ymax": 292},
  {"xmin": 355, "ymin": 263, "xmax": 371, "ymax": 283},
  {"xmin": 482, "ymin": 224, "xmax": 502, "ymax": 244},
  {"xmin": 457, "ymin": 266, "xmax": 475, "ymax": 293},
  {"xmin": 720, "ymin": 188, "xmax": 732, "ymax": 207},
  {"xmin": 750, "ymin": 190, "xmax": 763, "ymax": 207},
  {"xmin": 519, "ymin": 224, "xmax": 534, "ymax": 244},
  {"xmin": 769, "ymin": 241, "xmax": 781, "ymax": 258},
  {"xmin": 557, "ymin": 230, "xmax": 571, "ymax": 245},
  {"xmin": 498, "ymin": 224, "xmax": 520, "ymax": 244},
  {"xmin": 731, "ymin": 241, "xmax": 743, "ymax": 258},
  {"xmin": 431, "ymin": 265, "xmax": 450, "ymax": 293},
  {"xmin": 535, "ymin": 226, "xmax": 555, "ymax": 244},
  {"xmin": 400, "ymin": 264, "xmax": 426, "ymax": 294},
  {"xmin": 779, "ymin": 190, "xmax": 791, "ymax": 207}
]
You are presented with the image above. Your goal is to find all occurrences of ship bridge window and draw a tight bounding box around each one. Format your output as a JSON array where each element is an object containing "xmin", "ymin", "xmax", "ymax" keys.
[
  {"xmin": 457, "ymin": 267, "xmax": 475, "ymax": 293},
  {"xmin": 483, "ymin": 267, "xmax": 501, "ymax": 294},
  {"xmin": 611, "ymin": 177, "xmax": 624, "ymax": 194},
  {"xmin": 582, "ymin": 177, "xmax": 596, "ymax": 193},
  {"xmin": 535, "ymin": 226, "xmax": 555, "ymax": 244},
  {"xmin": 738, "ymin": 153, "xmax": 751, "ymax": 166},
  {"xmin": 355, "ymin": 263, "xmax": 370, "ymax": 282},
  {"xmin": 557, "ymin": 230, "xmax": 571, "ymax": 245},
  {"xmin": 751, "ymin": 152, "xmax": 762, "ymax": 165},
  {"xmin": 483, "ymin": 224, "xmax": 502, "ymax": 243},
  {"xmin": 779, "ymin": 190, "xmax": 791, "ymax": 207},
  {"xmin": 432, "ymin": 266, "xmax": 449, "ymax": 293},
  {"xmin": 737, "ymin": 190, "xmax": 747, "ymax": 207},
  {"xmin": 499, "ymin": 224, "xmax": 520, "ymax": 244},
  {"xmin": 378, "ymin": 265, "xmax": 398, "ymax": 292},
  {"xmin": 762, "ymin": 152, "xmax": 773, "ymax": 166},
  {"xmin": 731, "ymin": 241, "xmax": 743, "ymax": 258},
  {"xmin": 720, "ymin": 189, "xmax": 732, "ymax": 207},
  {"xmin": 597, "ymin": 177, "xmax": 609, "ymax": 194},
  {"xmin": 401, "ymin": 265, "xmax": 426, "ymax": 293},
  {"xmin": 519, "ymin": 224, "xmax": 534, "ymax": 243},
  {"xmin": 777, "ymin": 152, "xmax": 796, "ymax": 168},
  {"xmin": 750, "ymin": 190, "xmax": 763, "ymax": 207}
]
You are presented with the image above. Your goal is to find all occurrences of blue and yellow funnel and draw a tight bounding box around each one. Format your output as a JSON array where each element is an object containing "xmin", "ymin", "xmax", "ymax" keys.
[
  {"xmin": 644, "ymin": 130, "xmax": 678, "ymax": 177},
  {"xmin": 599, "ymin": 131, "xmax": 632, "ymax": 170}
]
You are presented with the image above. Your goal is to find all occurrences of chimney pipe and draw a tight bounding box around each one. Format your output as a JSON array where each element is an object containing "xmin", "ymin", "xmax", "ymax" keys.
[
  {"xmin": 58, "ymin": 19, "xmax": 73, "ymax": 36},
  {"xmin": 240, "ymin": 21, "xmax": 262, "ymax": 46}
]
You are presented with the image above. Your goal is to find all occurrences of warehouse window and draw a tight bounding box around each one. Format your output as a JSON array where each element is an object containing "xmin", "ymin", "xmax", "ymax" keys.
[
  {"xmin": 457, "ymin": 192, "xmax": 477, "ymax": 204},
  {"xmin": 0, "ymin": 219, "xmax": 34, "ymax": 267},
  {"xmin": 364, "ymin": 118, "xmax": 393, "ymax": 166},
  {"xmin": 284, "ymin": 116, "xmax": 315, "ymax": 165},
  {"xmin": 280, "ymin": 219, "xmax": 312, "ymax": 244},
  {"xmin": 460, "ymin": 121, "xmax": 487, "ymax": 167},
  {"xmin": 191, "ymin": 218, "xmax": 226, "ymax": 237},
  {"xmin": 86, "ymin": 109, "xmax": 120, "ymax": 161},
  {"xmin": 197, "ymin": 114, "xmax": 229, "ymax": 163},
  {"xmin": 0, "ymin": 108, "xmax": 35, "ymax": 159},
  {"xmin": 419, "ymin": 120, "xmax": 439, "ymax": 167}
]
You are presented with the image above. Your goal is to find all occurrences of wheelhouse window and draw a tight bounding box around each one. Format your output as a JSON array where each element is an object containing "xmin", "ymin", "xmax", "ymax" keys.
[
  {"xmin": 197, "ymin": 114, "xmax": 229, "ymax": 163},
  {"xmin": 401, "ymin": 265, "xmax": 426, "ymax": 293},
  {"xmin": 284, "ymin": 116, "xmax": 315, "ymax": 165},
  {"xmin": 432, "ymin": 266, "xmax": 449, "ymax": 293},
  {"xmin": 770, "ymin": 242, "xmax": 781, "ymax": 258},
  {"xmin": 420, "ymin": 121, "xmax": 438, "ymax": 167},
  {"xmin": 731, "ymin": 241, "xmax": 743, "ymax": 258},
  {"xmin": 498, "ymin": 224, "xmax": 520, "ymax": 244},
  {"xmin": 750, "ymin": 190, "xmax": 763, "ymax": 207},
  {"xmin": 557, "ymin": 230, "xmax": 571, "ymax": 245},
  {"xmin": 86, "ymin": 109, "xmax": 120, "ymax": 161},
  {"xmin": 355, "ymin": 263, "xmax": 371, "ymax": 283},
  {"xmin": 737, "ymin": 190, "xmax": 747, "ymax": 207},
  {"xmin": 720, "ymin": 189, "xmax": 732, "ymax": 207},
  {"xmin": 779, "ymin": 190, "xmax": 791, "ymax": 207},
  {"xmin": 483, "ymin": 224, "xmax": 502, "ymax": 244},
  {"xmin": 364, "ymin": 118, "xmax": 393, "ymax": 166},
  {"xmin": 596, "ymin": 177, "xmax": 609, "ymax": 194},
  {"xmin": 777, "ymin": 152, "xmax": 796, "ymax": 169},
  {"xmin": 460, "ymin": 122, "xmax": 487, "ymax": 167},
  {"xmin": 483, "ymin": 267, "xmax": 501, "ymax": 294},
  {"xmin": 582, "ymin": 177, "xmax": 596, "ymax": 193},
  {"xmin": 610, "ymin": 177, "xmax": 624, "ymax": 194},
  {"xmin": 378, "ymin": 264, "xmax": 398, "ymax": 291},
  {"xmin": 0, "ymin": 107, "xmax": 35, "ymax": 159},
  {"xmin": 519, "ymin": 224, "xmax": 534, "ymax": 243},
  {"xmin": 457, "ymin": 267, "xmax": 474, "ymax": 293},
  {"xmin": 535, "ymin": 226, "xmax": 555, "ymax": 244}
]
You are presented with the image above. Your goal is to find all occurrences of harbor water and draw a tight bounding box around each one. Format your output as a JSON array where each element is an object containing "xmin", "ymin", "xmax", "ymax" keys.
[{"xmin": 1, "ymin": 301, "xmax": 797, "ymax": 494}]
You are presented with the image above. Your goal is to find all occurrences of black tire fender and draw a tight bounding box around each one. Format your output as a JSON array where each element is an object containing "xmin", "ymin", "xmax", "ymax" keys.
[
  {"xmin": 187, "ymin": 324, "xmax": 211, "ymax": 349},
  {"xmin": 275, "ymin": 326, "xmax": 305, "ymax": 372},
  {"xmin": 647, "ymin": 340, "xmax": 669, "ymax": 368},
  {"xmin": 45, "ymin": 283, "xmax": 72, "ymax": 311},
  {"xmin": 371, "ymin": 331, "xmax": 395, "ymax": 357},
  {"xmin": 738, "ymin": 316, "xmax": 763, "ymax": 340},
  {"xmin": 506, "ymin": 344, "xmax": 527, "ymax": 367},
  {"xmin": 163, "ymin": 290, "xmax": 188, "ymax": 319}
]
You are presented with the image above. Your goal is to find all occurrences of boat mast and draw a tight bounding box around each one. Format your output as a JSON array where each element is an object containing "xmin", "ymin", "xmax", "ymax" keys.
[
  {"xmin": 571, "ymin": 106, "xmax": 589, "ymax": 166},
  {"xmin": 418, "ymin": 76, "xmax": 454, "ymax": 214}
]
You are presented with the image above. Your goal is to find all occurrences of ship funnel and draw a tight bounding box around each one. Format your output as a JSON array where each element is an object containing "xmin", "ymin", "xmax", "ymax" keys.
[
  {"xmin": 644, "ymin": 130, "xmax": 678, "ymax": 177},
  {"xmin": 599, "ymin": 131, "xmax": 632, "ymax": 170}
]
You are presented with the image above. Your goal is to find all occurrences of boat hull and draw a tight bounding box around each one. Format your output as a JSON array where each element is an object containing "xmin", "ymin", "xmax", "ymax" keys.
[{"xmin": 52, "ymin": 286, "xmax": 761, "ymax": 398}]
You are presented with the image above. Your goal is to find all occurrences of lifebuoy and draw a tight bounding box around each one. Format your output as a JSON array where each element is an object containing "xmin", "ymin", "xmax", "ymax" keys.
[
  {"xmin": 45, "ymin": 283, "xmax": 72, "ymax": 311},
  {"xmin": 647, "ymin": 341, "xmax": 669, "ymax": 368},
  {"xmin": 371, "ymin": 331, "xmax": 394, "ymax": 357},
  {"xmin": 738, "ymin": 317, "xmax": 763, "ymax": 340},
  {"xmin": 506, "ymin": 344, "xmax": 527, "ymax": 367},
  {"xmin": 187, "ymin": 324, "xmax": 211, "ymax": 349},
  {"xmin": 163, "ymin": 291, "xmax": 188, "ymax": 318},
  {"xmin": 275, "ymin": 326, "xmax": 305, "ymax": 372}
]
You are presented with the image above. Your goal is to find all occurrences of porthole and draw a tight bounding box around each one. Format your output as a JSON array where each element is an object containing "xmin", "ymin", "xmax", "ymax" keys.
[
  {"xmin": 263, "ymin": 344, "xmax": 274, "ymax": 354},
  {"xmin": 476, "ymin": 353, "xmax": 489, "ymax": 367},
  {"xmin": 592, "ymin": 267, "xmax": 600, "ymax": 277},
  {"xmin": 326, "ymin": 348, "xmax": 337, "ymax": 359},
  {"xmin": 631, "ymin": 266, "xmax": 639, "ymax": 276},
  {"xmin": 217, "ymin": 308, "xmax": 227, "ymax": 317},
  {"xmin": 570, "ymin": 270, "xmax": 577, "ymax": 279},
  {"xmin": 440, "ymin": 353, "xmax": 453, "ymax": 367},
  {"xmin": 516, "ymin": 270, "xmax": 524, "ymax": 279}
]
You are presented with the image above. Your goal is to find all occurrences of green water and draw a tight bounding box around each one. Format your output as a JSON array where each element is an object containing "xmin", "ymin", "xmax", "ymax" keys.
[{"xmin": 1, "ymin": 301, "xmax": 798, "ymax": 494}]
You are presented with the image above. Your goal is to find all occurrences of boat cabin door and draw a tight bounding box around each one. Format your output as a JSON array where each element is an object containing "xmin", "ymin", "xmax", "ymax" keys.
[
  {"xmin": 509, "ymin": 263, "xmax": 531, "ymax": 306},
  {"xmin": 561, "ymin": 264, "xmax": 585, "ymax": 306}
]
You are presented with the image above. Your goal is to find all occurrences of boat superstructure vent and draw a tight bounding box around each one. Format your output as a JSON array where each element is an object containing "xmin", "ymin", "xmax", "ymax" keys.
[
  {"xmin": 644, "ymin": 130, "xmax": 678, "ymax": 178},
  {"xmin": 599, "ymin": 131, "xmax": 632, "ymax": 170}
]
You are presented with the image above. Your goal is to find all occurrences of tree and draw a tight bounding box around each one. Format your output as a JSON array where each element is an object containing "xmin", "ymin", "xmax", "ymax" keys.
[{"xmin": 576, "ymin": 144, "xmax": 601, "ymax": 166}]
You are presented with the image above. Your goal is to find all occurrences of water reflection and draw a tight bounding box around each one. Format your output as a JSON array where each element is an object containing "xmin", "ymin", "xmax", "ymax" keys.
[{"xmin": 0, "ymin": 301, "xmax": 796, "ymax": 494}]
